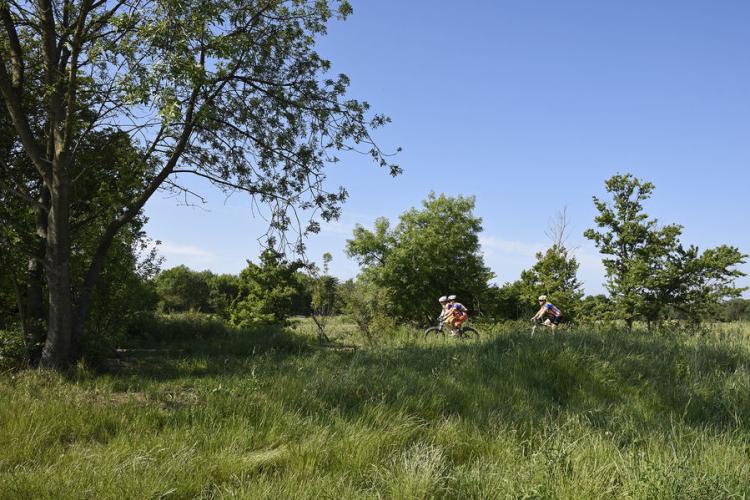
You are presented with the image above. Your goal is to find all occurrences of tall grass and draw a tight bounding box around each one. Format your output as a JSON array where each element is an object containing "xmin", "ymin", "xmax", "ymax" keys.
[{"xmin": 1, "ymin": 320, "xmax": 749, "ymax": 498}]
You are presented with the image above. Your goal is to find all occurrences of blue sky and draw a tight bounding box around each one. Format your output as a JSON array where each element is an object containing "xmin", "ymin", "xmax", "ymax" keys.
[{"xmin": 143, "ymin": 0, "xmax": 750, "ymax": 295}]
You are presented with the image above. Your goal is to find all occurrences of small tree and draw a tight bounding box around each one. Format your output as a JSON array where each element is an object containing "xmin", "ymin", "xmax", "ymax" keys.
[
  {"xmin": 309, "ymin": 252, "xmax": 338, "ymax": 342},
  {"xmin": 578, "ymin": 295, "xmax": 613, "ymax": 322},
  {"xmin": 519, "ymin": 207, "xmax": 583, "ymax": 320},
  {"xmin": 340, "ymin": 278, "xmax": 393, "ymax": 344},
  {"xmin": 519, "ymin": 245, "xmax": 584, "ymax": 320},
  {"xmin": 668, "ymin": 245, "xmax": 747, "ymax": 325},
  {"xmin": 477, "ymin": 281, "xmax": 528, "ymax": 321},
  {"xmin": 206, "ymin": 274, "xmax": 241, "ymax": 319},
  {"xmin": 584, "ymin": 174, "xmax": 682, "ymax": 330},
  {"xmin": 230, "ymin": 250, "xmax": 306, "ymax": 329}
]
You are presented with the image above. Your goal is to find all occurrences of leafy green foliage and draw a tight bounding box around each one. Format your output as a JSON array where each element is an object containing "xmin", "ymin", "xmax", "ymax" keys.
[
  {"xmin": 0, "ymin": 0, "xmax": 397, "ymax": 368},
  {"xmin": 718, "ymin": 299, "xmax": 750, "ymax": 322},
  {"xmin": 154, "ymin": 266, "xmax": 212, "ymax": 313},
  {"xmin": 585, "ymin": 174, "xmax": 747, "ymax": 328},
  {"xmin": 474, "ymin": 281, "xmax": 528, "ymax": 321},
  {"xmin": 81, "ymin": 233, "xmax": 160, "ymax": 361},
  {"xmin": 310, "ymin": 253, "xmax": 339, "ymax": 317},
  {"xmin": 0, "ymin": 328, "xmax": 26, "ymax": 370},
  {"xmin": 347, "ymin": 193, "xmax": 493, "ymax": 324},
  {"xmin": 229, "ymin": 250, "xmax": 307, "ymax": 328},
  {"xmin": 578, "ymin": 294, "xmax": 613, "ymax": 322},
  {"xmin": 339, "ymin": 278, "xmax": 395, "ymax": 342},
  {"xmin": 206, "ymin": 273, "xmax": 241, "ymax": 319},
  {"xmin": 519, "ymin": 245, "xmax": 584, "ymax": 320}
]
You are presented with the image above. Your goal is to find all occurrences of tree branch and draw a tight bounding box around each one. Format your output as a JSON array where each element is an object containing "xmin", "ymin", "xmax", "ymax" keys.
[{"xmin": 0, "ymin": 4, "xmax": 24, "ymax": 88}]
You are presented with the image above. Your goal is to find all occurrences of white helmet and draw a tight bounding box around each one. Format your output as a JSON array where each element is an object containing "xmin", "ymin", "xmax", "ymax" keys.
[
  {"xmin": 438, "ymin": 296, "xmax": 448, "ymax": 303},
  {"xmin": 448, "ymin": 295, "xmax": 457, "ymax": 301},
  {"xmin": 538, "ymin": 295, "xmax": 547, "ymax": 302}
]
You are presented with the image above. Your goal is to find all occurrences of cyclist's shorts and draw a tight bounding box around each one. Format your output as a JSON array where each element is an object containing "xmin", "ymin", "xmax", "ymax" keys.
[
  {"xmin": 550, "ymin": 315, "xmax": 562, "ymax": 325},
  {"xmin": 453, "ymin": 312, "xmax": 468, "ymax": 325}
]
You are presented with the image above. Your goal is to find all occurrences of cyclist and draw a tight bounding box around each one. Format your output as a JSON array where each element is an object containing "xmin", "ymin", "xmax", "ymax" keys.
[
  {"xmin": 446, "ymin": 295, "xmax": 469, "ymax": 336},
  {"xmin": 437, "ymin": 296, "xmax": 451, "ymax": 323},
  {"xmin": 531, "ymin": 295, "xmax": 563, "ymax": 330}
]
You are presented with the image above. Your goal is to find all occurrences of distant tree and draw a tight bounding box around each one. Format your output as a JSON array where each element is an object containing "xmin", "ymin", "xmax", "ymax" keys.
[
  {"xmin": 518, "ymin": 207, "xmax": 584, "ymax": 320},
  {"xmin": 585, "ymin": 174, "xmax": 746, "ymax": 330},
  {"xmin": 477, "ymin": 281, "xmax": 527, "ymax": 321},
  {"xmin": 519, "ymin": 245, "xmax": 584, "ymax": 320},
  {"xmin": 667, "ymin": 245, "xmax": 747, "ymax": 325},
  {"xmin": 306, "ymin": 253, "xmax": 338, "ymax": 340},
  {"xmin": 346, "ymin": 193, "xmax": 494, "ymax": 324},
  {"xmin": 155, "ymin": 266, "xmax": 211, "ymax": 313},
  {"xmin": 230, "ymin": 250, "xmax": 306, "ymax": 328},
  {"xmin": 206, "ymin": 274, "xmax": 241, "ymax": 319},
  {"xmin": 718, "ymin": 298, "xmax": 750, "ymax": 322},
  {"xmin": 578, "ymin": 295, "xmax": 613, "ymax": 322}
]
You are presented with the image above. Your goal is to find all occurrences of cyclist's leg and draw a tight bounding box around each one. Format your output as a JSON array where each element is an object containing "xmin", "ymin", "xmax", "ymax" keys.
[
  {"xmin": 455, "ymin": 313, "xmax": 468, "ymax": 329},
  {"xmin": 547, "ymin": 317, "xmax": 562, "ymax": 332}
]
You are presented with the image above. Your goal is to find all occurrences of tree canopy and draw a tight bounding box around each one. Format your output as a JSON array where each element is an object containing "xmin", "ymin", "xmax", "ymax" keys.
[
  {"xmin": 0, "ymin": 0, "xmax": 396, "ymax": 367},
  {"xmin": 347, "ymin": 193, "xmax": 494, "ymax": 324},
  {"xmin": 585, "ymin": 174, "xmax": 746, "ymax": 328}
]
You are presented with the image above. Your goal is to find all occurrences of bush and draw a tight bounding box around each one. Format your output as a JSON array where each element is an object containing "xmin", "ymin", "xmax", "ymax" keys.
[
  {"xmin": 229, "ymin": 250, "xmax": 307, "ymax": 329},
  {"xmin": 125, "ymin": 311, "xmax": 235, "ymax": 345},
  {"xmin": 341, "ymin": 280, "xmax": 395, "ymax": 343},
  {"xmin": 0, "ymin": 328, "xmax": 26, "ymax": 371}
]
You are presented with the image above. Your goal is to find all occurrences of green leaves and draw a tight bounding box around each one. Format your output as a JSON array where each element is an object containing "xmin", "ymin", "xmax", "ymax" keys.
[
  {"xmin": 347, "ymin": 193, "xmax": 494, "ymax": 324},
  {"xmin": 519, "ymin": 245, "xmax": 584, "ymax": 320},
  {"xmin": 229, "ymin": 250, "xmax": 307, "ymax": 328},
  {"xmin": 586, "ymin": 174, "xmax": 747, "ymax": 328}
]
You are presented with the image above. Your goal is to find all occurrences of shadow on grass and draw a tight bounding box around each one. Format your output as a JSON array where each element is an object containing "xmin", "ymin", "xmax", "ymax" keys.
[
  {"xmin": 105, "ymin": 324, "xmax": 750, "ymax": 436},
  {"xmin": 104, "ymin": 326, "xmax": 313, "ymax": 382}
]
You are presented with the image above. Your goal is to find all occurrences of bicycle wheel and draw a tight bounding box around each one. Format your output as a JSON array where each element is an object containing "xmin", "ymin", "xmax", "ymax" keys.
[
  {"xmin": 459, "ymin": 326, "xmax": 480, "ymax": 340},
  {"xmin": 424, "ymin": 326, "xmax": 444, "ymax": 338}
]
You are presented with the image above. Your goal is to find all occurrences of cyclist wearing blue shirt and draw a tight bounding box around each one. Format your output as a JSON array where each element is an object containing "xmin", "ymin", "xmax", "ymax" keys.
[{"xmin": 531, "ymin": 295, "xmax": 563, "ymax": 330}]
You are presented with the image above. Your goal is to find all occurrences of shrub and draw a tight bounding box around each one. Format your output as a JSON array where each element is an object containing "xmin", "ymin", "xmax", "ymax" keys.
[
  {"xmin": 340, "ymin": 280, "xmax": 395, "ymax": 343},
  {"xmin": 0, "ymin": 327, "xmax": 26, "ymax": 371}
]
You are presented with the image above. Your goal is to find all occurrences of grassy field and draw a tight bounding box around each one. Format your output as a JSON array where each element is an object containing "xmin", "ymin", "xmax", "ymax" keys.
[{"xmin": 1, "ymin": 319, "xmax": 749, "ymax": 499}]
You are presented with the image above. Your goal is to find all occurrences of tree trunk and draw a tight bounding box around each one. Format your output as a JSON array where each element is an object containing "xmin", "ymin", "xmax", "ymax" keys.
[
  {"xmin": 40, "ymin": 167, "xmax": 73, "ymax": 369},
  {"xmin": 70, "ymin": 244, "xmax": 110, "ymax": 361},
  {"xmin": 24, "ymin": 255, "xmax": 46, "ymax": 364},
  {"xmin": 23, "ymin": 192, "xmax": 50, "ymax": 365}
]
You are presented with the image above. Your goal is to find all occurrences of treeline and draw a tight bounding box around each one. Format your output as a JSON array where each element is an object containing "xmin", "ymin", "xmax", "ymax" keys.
[
  {"xmin": 128, "ymin": 175, "xmax": 750, "ymax": 333},
  {"xmin": 1, "ymin": 173, "xmax": 747, "ymax": 366}
]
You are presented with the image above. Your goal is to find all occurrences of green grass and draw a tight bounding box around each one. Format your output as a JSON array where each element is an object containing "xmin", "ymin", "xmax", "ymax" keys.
[{"xmin": 1, "ymin": 320, "xmax": 749, "ymax": 498}]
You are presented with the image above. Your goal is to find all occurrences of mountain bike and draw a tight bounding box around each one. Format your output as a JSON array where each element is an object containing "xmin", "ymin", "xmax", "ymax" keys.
[
  {"xmin": 424, "ymin": 316, "xmax": 479, "ymax": 340},
  {"xmin": 530, "ymin": 316, "xmax": 564, "ymax": 335}
]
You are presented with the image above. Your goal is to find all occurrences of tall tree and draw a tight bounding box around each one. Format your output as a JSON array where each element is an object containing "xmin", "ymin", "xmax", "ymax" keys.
[
  {"xmin": 347, "ymin": 193, "xmax": 493, "ymax": 324},
  {"xmin": 0, "ymin": 0, "xmax": 397, "ymax": 367},
  {"xmin": 585, "ymin": 174, "xmax": 746, "ymax": 330}
]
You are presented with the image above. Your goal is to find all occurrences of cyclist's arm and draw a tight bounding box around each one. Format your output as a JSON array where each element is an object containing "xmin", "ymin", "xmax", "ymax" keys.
[{"xmin": 531, "ymin": 305, "xmax": 545, "ymax": 320}]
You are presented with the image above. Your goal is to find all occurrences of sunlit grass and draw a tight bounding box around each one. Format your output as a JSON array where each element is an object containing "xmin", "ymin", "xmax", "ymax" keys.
[{"xmin": 1, "ymin": 319, "xmax": 749, "ymax": 498}]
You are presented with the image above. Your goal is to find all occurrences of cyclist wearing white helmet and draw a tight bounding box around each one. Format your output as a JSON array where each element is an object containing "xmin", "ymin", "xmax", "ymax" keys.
[
  {"xmin": 531, "ymin": 295, "xmax": 563, "ymax": 329},
  {"xmin": 446, "ymin": 295, "xmax": 469, "ymax": 335},
  {"xmin": 437, "ymin": 296, "xmax": 451, "ymax": 323}
]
